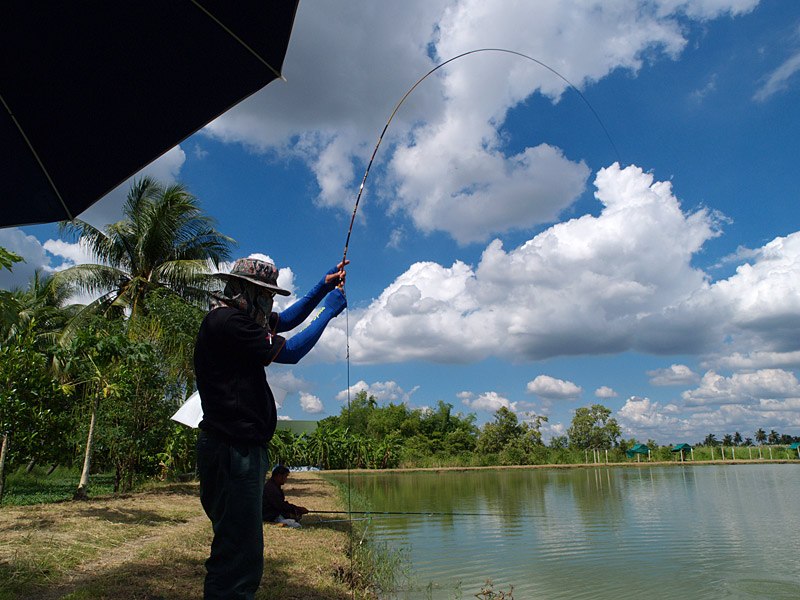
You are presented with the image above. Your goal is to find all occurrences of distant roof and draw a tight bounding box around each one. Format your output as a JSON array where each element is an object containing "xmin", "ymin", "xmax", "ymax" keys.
[
  {"xmin": 672, "ymin": 443, "xmax": 693, "ymax": 451},
  {"xmin": 789, "ymin": 442, "xmax": 800, "ymax": 450},
  {"xmin": 275, "ymin": 420, "xmax": 318, "ymax": 435}
]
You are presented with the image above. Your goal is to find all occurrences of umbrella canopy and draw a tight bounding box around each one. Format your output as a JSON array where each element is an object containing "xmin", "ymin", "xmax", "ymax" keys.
[
  {"xmin": 626, "ymin": 443, "xmax": 650, "ymax": 458},
  {"xmin": 1, "ymin": 0, "xmax": 298, "ymax": 228},
  {"xmin": 671, "ymin": 443, "xmax": 693, "ymax": 452}
]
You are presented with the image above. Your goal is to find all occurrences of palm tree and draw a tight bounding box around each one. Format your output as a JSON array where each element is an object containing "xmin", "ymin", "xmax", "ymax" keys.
[
  {"xmin": 768, "ymin": 430, "xmax": 779, "ymax": 445},
  {"xmin": 3, "ymin": 270, "xmax": 77, "ymax": 349},
  {"xmin": 702, "ymin": 433, "xmax": 717, "ymax": 447},
  {"xmin": 0, "ymin": 247, "xmax": 24, "ymax": 338},
  {"xmin": 57, "ymin": 177, "xmax": 235, "ymax": 319},
  {"xmin": 755, "ymin": 428, "xmax": 767, "ymax": 445}
]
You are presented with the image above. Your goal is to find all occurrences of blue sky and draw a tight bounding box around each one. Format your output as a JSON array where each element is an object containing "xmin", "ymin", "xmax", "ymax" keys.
[{"xmin": 3, "ymin": 0, "xmax": 800, "ymax": 444}]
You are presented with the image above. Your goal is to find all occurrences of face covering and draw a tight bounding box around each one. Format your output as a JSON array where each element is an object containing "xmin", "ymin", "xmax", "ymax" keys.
[{"xmin": 213, "ymin": 279, "xmax": 274, "ymax": 328}]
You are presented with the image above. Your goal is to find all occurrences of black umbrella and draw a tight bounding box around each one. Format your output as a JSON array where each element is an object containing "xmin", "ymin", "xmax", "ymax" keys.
[{"xmin": 1, "ymin": 0, "xmax": 298, "ymax": 228}]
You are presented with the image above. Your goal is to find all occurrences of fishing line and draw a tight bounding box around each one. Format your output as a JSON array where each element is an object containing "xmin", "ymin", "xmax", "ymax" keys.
[{"xmin": 311, "ymin": 510, "xmax": 541, "ymax": 518}]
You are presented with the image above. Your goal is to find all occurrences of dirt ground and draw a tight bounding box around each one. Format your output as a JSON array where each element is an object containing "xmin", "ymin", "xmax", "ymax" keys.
[{"xmin": 0, "ymin": 474, "xmax": 369, "ymax": 600}]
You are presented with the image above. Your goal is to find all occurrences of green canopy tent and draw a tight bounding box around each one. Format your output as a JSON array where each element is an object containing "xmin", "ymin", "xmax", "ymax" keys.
[
  {"xmin": 626, "ymin": 443, "xmax": 650, "ymax": 462},
  {"xmin": 672, "ymin": 443, "xmax": 694, "ymax": 462},
  {"xmin": 790, "ymin": 442, "xmax": 800, "ymax": 459}
]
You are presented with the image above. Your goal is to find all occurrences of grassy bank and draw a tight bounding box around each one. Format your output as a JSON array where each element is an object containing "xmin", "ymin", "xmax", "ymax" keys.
[{"xmin": 0, "ymin": 473, "xmax": 377, "ymax": 600}]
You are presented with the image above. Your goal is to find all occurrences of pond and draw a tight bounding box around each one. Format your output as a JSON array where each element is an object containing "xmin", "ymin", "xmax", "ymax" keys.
[{"xmin": 327, "ymin": 464, "xmax": 800, "ymax": 599}]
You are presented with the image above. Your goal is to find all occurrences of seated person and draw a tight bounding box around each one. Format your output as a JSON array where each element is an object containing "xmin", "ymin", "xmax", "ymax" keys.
[{"xmin": 262, "ymin": 465, "xmax": 309, "ymax": 528}]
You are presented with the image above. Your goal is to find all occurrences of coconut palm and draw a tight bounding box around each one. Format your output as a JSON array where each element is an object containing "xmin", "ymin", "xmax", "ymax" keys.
[
  {"xmin": 0, "ymin": 247, "xmax": 23, "ymax": 335},
  {"xmin": 755, "ymin": 428, "xmax": 767, "ymax": 445},
  {"xmin": 3, "ymin": 270, "xmax": 78, "ymax": 348},
  {"xmin": 57, "ymin": 176, "xmax": 235, "ymax": 319}
]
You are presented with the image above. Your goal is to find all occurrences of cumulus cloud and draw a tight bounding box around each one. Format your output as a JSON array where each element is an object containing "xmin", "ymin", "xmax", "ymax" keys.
[
  {"xmin": 618, "ymin": 396, "xmax": 688, "ymax": 435},
  {"xmin": 337, "ymin": 164, "xmax": 725, "ymax": 364},
  {"xmin": 707, "ymin": 350, "xmax": 800, "ymax": 371},
  {"xmin": 706, "ymin": 232, "xmax": 800, "ymax": 354},
  {"xmin": 618, "ymin": 388, "xmax": 800, "ymax": 442},
  {"xmin": 526, "ymin": 375, "xmax": 583, "ymax": 400},
  {"xmin": 459, "ymin": 391, "xmax": 517, "ymax": 413},
  {"xmin": 541, "ymin": 420, "xmax": 567, "ymax": 442},
  {"xmin": 682, "ymin": 369, "xmax": 800, "ymax": 407},
  {"xmin": 203, "ymin": 1, "xmax": 753, "ymax": 242},
  {"xmin": 595, "ymin": 386, "xmax": 619, "ymax": 399},
  {"xmin": 299, "ymin": 392, "xmax": 324, "ymax": 414},
  {"xmin": 335, "ymin": 380, "xmax": 418, "ymax": 404},
  {"xmin": 647, "ymin": 364, "xmax": 700, "ymax": 386},
  {"xmin": 0, "ymin": 228, "xmax": 56, "ymax": 290},
  {"xmin": 268, "ymin": 369, "xmax": 313, "ymax": 396}
]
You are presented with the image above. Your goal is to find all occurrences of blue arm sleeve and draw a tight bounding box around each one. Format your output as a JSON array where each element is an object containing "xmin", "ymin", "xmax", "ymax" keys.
[
  {"xmin": 276, "ymin": 266, "xmax": 340, "ymax": 333},
  {"xmin": 274, "ymin": 289, "xmax": 346, "ymax": 364}
]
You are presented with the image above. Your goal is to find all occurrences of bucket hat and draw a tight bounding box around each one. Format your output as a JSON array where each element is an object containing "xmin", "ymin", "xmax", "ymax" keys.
[{"xmin": 214, "ymin": 257, "xmax": 290, "ymax": 296}]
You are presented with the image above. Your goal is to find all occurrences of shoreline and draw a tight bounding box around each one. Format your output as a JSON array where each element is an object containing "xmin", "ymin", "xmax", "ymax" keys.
[{"xmin": 322, "ymin": 458, "xmax": 797, "ymax": 474}]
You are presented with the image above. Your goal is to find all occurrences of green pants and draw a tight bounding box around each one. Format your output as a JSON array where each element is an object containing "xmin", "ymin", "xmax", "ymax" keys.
[{"xmin": 197, "ymin": 432, "xmax": 269, "ymax": 600}]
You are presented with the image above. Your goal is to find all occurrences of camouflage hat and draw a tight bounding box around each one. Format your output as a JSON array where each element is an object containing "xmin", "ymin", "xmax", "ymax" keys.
[{"xmin": 214, "ymin": 257, "xmax": 291, "ymax": 296}]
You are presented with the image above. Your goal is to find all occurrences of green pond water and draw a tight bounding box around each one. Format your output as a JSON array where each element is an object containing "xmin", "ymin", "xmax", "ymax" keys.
[{"xmin": 327, "ymin": 464, "xmax": 799, "ymax": 599}]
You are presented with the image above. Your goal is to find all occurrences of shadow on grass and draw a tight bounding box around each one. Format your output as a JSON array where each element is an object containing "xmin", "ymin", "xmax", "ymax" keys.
[
  {"xmin": 76, "ymin": 506, "xmax": 190, "ymax": 526},
  {"xmin": 11, "ymin": 546, "xmax": 357, "ymax": 600}
]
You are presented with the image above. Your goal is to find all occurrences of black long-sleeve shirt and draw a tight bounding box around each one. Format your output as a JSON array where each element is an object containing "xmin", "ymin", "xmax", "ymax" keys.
[
  {"xmin": 194, "ymin": 307, "xmax": 285, "ymax": 445},
  {"xmin": 262, "ymin": 478, "xmax": 302, "ymax": 521}
]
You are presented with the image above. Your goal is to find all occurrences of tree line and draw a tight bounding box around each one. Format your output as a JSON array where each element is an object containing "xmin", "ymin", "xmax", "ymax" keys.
[{"xmin": 1, "ymin": 179, "xmax": 798, "ymax": 502}]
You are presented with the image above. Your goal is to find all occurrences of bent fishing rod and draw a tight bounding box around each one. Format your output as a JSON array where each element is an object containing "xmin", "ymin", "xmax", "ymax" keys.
[
  {"xmin": 335, "ymin": 49, "xmax": 620, "ymax": 531},
  {"xmin": 339, "ymin": 47, "xmax": 622, "ymax": 268}
]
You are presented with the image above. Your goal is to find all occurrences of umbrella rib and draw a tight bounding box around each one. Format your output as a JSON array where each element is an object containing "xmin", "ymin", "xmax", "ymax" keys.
[
  {"xmin": 188, "ymin": 0, "xmax": 287, "ymax": 82},
  {"xmin": 0, "ymin": 92, "xmax": 75, "ymax": 222}
]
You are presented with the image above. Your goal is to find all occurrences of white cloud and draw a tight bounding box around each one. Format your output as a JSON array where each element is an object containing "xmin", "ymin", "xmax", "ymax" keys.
[
  {"xmin": 684, "ymin": 399, "xmax": 800, "ymax": 439},
  {"xmin": 334, "ymin": 380, "xmax": 418, "ymax": 404},
  {"xmin": 754, "ymin": 50, "xmax": 800, "ymax": 102},
  {"xmin": 595, "ymin": 386, "xmax": 619, "ymax": 399},
  {"xmin": 202, "ymin": 1, "xmax": 758, "ymax": 242},
  {"xmin": 459, "ymin": 391, "xmax": 517, "ymax": 413},
  {"xmin": 705, "ymin": 232, "xmax": 800, "ymax": 354},
  {"xmin": 682, "ymin": 369, "xmax": 800, "ymax": 407},
  {"xmin": 707, "ymin": 350, "xmax": 800, "ymax": 371},
  {"xmin": 42, "ymin": 239, "xmax": 97, "ymax": 272},
  {"xmin": 526, "ymin": 375, "xmax": 583, "ymax": 401},
  {"xmin": 618, "ymin": 396, "xmax": 689, "ymax": 435},
  {"xmin": 647, "ymin": 364, "xmax": 700, "ymax": 386},
  {"xmin": 617, "ymin": 389, "xmax": 800, "ymax": 443},
  {"xmin": 338, "ymin": 164, "xmax": 725, "ymax": 364},
  {"xmin": 0, "ymin": 228, "xmax": 54, "ymax": 290},
  {"xmin": 299, "ymin": 392, "xmax": 324, "ymax": 414},
  {"xmin": 541, "ymin": 420, "xmax": 566, "ymax": 442},
  {"xmin": 268, "ymin": 369, "xmax": 312, "ymax": 395}
]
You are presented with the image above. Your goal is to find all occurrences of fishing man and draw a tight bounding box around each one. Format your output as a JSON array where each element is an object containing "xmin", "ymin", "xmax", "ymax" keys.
[
  {"xmin": 262, "ymin": 464, "xmax": 309, "ymax": 528},
  {"xmin": 194, "ymin": 256, "xmax": 347, "ymax": 600}
]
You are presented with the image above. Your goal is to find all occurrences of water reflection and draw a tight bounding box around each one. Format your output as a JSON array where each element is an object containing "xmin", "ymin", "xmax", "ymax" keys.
[{"xmin": 327, "ymin": 465, "xmax": 800, "ymax": 599}]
